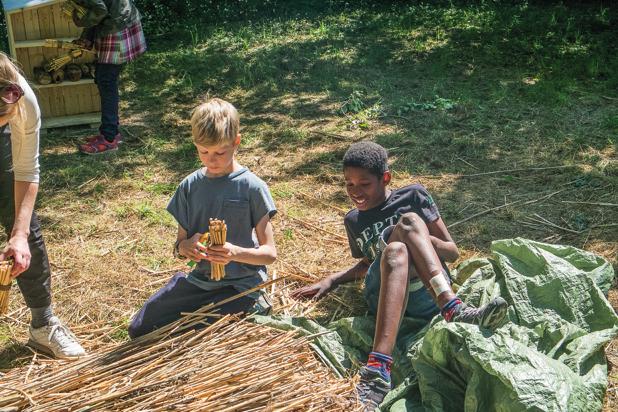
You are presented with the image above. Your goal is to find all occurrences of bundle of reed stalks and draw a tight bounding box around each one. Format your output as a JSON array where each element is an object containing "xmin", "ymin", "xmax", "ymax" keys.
[
  {"xmin": 44, "ymin": 49, "xmax": 83, "ymax": 72},
  {"xmin": 0, "ymin": 307, "xmax": 359, "ymax": 411},
  {"xmin": 0, "ymin": 259, "xmax": 13, "ymax": 315},
  {"xmin": 209, "ymin": 218, "xmax": 227, "ymax": 280},
  {"xmin": 61, "ymin": 0, "xmax": 86, "ymax": 20}
]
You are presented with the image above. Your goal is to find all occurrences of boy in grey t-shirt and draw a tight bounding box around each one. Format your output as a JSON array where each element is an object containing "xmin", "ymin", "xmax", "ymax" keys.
[{"xmin": 128, "ymin": 98, "xmax": 277, "ymax": 338}]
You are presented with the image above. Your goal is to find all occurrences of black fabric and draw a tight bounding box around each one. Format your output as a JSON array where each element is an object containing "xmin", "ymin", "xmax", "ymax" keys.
[
  {"xmin": 344, "ymin": 184, "xmax": 440, "ymax": 261},
  {"xmin": 0, "ymin": 133, "xmax": 52, "ymax": 309},
  {"xmin": 95, "ymin": 63, "xmax": 122, "ymax": 140},
  {"xmin": 128, "ymin": 273, "xmax": 257, "ymax": 339}
]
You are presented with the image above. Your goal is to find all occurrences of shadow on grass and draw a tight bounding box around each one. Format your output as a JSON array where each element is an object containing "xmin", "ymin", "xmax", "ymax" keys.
[
  {"xmin": 39, "ymin": 1, "xmax": 616, "ymax": 250},
  {"xmin": 0, "ymin": 342, "xmax": 34, "ymax": 370}
]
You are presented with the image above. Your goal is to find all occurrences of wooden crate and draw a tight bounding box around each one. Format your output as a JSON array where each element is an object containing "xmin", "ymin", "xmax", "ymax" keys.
[{"xmin": 2, "ymin": 0, "xmax": 100, "ymax": 128}]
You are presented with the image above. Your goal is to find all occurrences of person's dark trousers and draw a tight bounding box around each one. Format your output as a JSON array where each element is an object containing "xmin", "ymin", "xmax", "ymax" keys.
[
  {"xmin": 0, "ymin": 132, "xmax": 52, "ymax": 309},
  {"xmin": 95, "ymin": 63, "xmax": 123, "ymax": 141},
  {"xmin": 128, "ymin": 273, "xmax": 256, "ymax": 339}
]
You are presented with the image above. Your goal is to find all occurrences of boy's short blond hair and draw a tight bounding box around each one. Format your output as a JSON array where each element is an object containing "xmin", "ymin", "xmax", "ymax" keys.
[{"xmin": 191, "ymin": 98, "xmax": 240, "ymax": 146}]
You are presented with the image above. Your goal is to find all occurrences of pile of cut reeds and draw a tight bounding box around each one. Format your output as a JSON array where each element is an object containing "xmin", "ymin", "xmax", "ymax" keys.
[
  {"xmin": 0, "ymin": 259, "xmax": 13, "ymax": 315},
  {"xmin": 0, "ymin": 285, "xmax": 359, "ymax": 411}
]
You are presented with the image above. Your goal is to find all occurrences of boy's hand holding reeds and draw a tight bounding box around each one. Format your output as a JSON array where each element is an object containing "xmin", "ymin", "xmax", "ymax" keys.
[
  {"xmin": 291, "ymin": 277, "xmax": 335, "ymax": 300},
  {"xmin": 0, "ymin": 235, "xmax": 31, "ymax": 278},
  {"xmin": 204, "ymin": 243, "xmax": 238, "ymax": 265},
  {"xmin": 178, "ymin": 233, "xmax": 209, "ymax": 262}
]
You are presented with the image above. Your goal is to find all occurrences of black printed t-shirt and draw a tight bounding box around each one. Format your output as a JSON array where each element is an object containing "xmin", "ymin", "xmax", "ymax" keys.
[{"xmin": 344, "ymin": 184, "xmax": 440, "ymax": 262}]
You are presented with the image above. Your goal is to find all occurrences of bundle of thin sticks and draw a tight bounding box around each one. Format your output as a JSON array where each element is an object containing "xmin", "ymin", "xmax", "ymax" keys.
[
  {"xmin": 61, "ymin": 0, "xmax": 86, "ymax": 19},
  {"xmin": 0, "ymin": 259, "xmax": 13, "ymax": 315},
  {"xmin": 0, "ymin": 313, "xmax": 359, "ymax": 411},
  {"xmin": 43, "ymin": 38, "xmax": 94, "ymax": 53},
  {"xmin": 44, "ymin": 49, "xmax": 83, "ymax": 72},
  {"xmin": 209, "ymin": 218, "xmax": 227, "ymax": 280}
]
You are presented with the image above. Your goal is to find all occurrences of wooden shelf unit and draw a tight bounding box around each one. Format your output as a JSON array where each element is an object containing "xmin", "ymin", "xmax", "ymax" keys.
[{"xmin": 2, "ymin": 0, "xmax": 100, "ymax": 128}]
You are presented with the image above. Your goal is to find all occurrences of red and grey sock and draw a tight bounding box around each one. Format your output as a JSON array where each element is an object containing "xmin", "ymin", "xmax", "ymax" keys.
[
  {"xmin": 366, "ymin": 351, "xmax": 393, "ymax": 382},
  {"xmin": 441, "ymin": 297, "xmax": 463, "ymax": 322}
]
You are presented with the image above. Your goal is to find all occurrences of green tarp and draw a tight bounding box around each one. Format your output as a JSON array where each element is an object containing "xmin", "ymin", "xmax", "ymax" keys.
[{"xmin": 255, "ymin": 238, "xmax": 617, "ymax": 411}]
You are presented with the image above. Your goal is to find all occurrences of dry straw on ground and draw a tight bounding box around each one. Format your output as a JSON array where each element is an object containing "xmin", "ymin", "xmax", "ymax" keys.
[{"xmin": 0, "ymin": 308, "xmax": 359, "ymax": 411}]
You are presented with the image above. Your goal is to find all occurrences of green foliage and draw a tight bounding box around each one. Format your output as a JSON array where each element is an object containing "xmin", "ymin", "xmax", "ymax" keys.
[{"xmin": 397, "ymin": 96, "xmax": 457, "ymax": 114}]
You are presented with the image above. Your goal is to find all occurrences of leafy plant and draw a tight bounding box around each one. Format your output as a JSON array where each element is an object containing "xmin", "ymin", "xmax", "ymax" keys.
[{"xmin": 397, "ymin": 95, "xmax": 457, "ymax": 115}]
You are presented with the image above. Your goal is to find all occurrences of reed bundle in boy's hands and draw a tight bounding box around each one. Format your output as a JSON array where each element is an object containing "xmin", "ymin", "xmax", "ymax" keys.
[
  {"xmin": 208, "ymin": 218, "xmax": 227, "ymax": 280},
  {"xmin": 0, "ymin": 259, "xmax": 14, "ymax": 315}
]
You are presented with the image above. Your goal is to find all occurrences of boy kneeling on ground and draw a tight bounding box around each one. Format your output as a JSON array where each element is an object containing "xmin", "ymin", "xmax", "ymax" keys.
[
  {"xmin": 128, "ymin": 98, "xmax": 277, "ymax": 338},
  {"xmin": 292, "ymin": 141, "xmax": 508, "ymax": 410}
]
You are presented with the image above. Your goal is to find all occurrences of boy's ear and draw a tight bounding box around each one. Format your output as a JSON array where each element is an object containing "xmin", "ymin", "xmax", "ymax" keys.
[
  {"xmin": 383, "ymin": 170, "xmax": 392, "ymax": 185},
  {"xmin": 234, "ymin": 133, "xmax": 241, "ymax": 146}
]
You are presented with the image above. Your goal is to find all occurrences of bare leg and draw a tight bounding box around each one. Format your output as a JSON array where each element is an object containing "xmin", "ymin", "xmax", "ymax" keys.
[
  {"xmin": 389, "ymin": 212, "xmax": 456, "ymax": 308},
  {"xmin": 372, "ymin": 241, "xmax": 410, "ymax": 355}
]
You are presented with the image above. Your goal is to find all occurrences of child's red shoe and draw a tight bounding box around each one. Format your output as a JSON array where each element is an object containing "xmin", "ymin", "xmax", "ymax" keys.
[
  {"xmin": 78, "ymin": 134, "xmax": 121, "ymax": 155},
  {"xmin": 82, "ymin": 133, "xmax": 123, "ymax": 144}
]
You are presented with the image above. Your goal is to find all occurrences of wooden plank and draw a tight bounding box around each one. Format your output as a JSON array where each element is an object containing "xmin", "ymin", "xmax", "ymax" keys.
[
  {"xmin": 5, "ymin": 12, "xmax": 18, "ymax": 58},
  {"xmin": 46, "ymin": 88, "xmax": 61, "ymax": 117},
  {"xmin": 50, "ymin": 3, "xmax": 69, "ymax": 38},
  {"xmin": 27, "ymin": 47, "xmax": 45, "ymax": 77},
  {"xmin": 42, "ymin": 112, "xmax": 101, "ymax": 129},
  {"xmin": 32, "ymin": 87, "xmax": 52, "ymax": 119},
  {"xmin": 15, "ymin": 48, "xmax": 31, "ymax": 79},
  {"xmin": 10, "ymin": 11, "xmax": 26, "ymax": 42},
  {"xmin": 37, "ymin": 5, "xmax": 55, "ymax": 38},
  {"xmin": 89, "ymin": 83, "xmax": 101, "ymax": 112},
  {"xmin": 63, "ymin": 84, "xmax": 81, "ymax": 115},
  {"xmin": 34, "ymin": 78, "xmax": 95, "ymax": 89},
  {"xmin": 6, "ymin": 1, "xmax": 64, "ymax": 14},
  {"xmin": 14, "ymin": 37, "xmax": 76, "ymax": 48},
  {"xmin": 22, "ymin": 8, "xmax": 41, "ymax": 40}
]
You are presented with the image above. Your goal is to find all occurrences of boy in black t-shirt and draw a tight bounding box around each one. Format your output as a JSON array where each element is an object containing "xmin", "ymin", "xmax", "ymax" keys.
[{"xmin": 292, "ymin": 141, "xmax": 508, "ymax": 410}]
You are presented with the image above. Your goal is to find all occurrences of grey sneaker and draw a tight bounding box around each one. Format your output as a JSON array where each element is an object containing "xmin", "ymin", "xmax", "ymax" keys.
[
  {"xmin": 356, "ymin": 365, "xmax": 392, "ymax": 411},
  {"xmin": 451, "ymin": 297, "xmax": 508, "ymax": 330},
  {"xmin": 28, "ymin": 316, "xmax": 86, "ymax": 359}
]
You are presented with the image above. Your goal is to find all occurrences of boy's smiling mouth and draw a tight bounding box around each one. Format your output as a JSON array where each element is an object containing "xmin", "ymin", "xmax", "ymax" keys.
[{"xmin": 351, "ymin": 196, "xmax": 368, "ymax": 207}]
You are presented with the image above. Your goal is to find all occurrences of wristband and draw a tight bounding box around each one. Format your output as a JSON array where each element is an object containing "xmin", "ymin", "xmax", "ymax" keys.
[{"xmin": 173, "ymin": 239, "xmax": 186, "ymax": 259}]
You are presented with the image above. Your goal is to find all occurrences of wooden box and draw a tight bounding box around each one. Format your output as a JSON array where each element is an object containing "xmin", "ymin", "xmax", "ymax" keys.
[{"xmin": 2, "ymin": 0, "xmax": 100, "ymax": 128}]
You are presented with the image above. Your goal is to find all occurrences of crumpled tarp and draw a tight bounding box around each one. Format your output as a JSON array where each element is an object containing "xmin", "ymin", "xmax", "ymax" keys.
[{"xmin": 254, "ymin": 238, "xmax": 617, "ymax": 411}]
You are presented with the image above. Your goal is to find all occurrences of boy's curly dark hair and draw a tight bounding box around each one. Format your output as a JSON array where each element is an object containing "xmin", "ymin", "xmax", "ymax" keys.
[{"xmin": 342, "ymin": 141, "xmax": 389, "ymax": 177}]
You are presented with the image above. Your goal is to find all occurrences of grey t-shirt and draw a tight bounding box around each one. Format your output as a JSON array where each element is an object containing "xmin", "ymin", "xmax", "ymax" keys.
[{"xmin": 167, "ymin": 167, "xmax": 277, "ymax": 292}]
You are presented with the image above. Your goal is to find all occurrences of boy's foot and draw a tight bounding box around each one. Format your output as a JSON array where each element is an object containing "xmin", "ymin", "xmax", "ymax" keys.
[
  {"xmin": 78, "ymin": 133, "xmax": 121, "ymax": 155},
  {"xmin": 356, "ymin": 365, "xmax": 392, "ymax": 411},
  {"xmin": 83, "ymin": 133, "xmax": 123, "ymax": 144},
  {"xmin": 451, "ymin": 297, "xmax": 508, "ymax": 330},
  {"xmin": 28, "ymin": 316, "xmax": 86, "ymax": 359}
]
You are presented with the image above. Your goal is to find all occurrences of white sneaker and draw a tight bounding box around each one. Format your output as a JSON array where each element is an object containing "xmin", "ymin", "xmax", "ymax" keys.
[{"xmin": 28, "ymin": 316, "xmax": 86, "ymax": 359}]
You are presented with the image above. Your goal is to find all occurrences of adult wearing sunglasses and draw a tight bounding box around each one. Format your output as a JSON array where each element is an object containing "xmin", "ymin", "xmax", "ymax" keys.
[{"xmin": 0, "ymin": 52, "xmax": 86, "ymax": 359}]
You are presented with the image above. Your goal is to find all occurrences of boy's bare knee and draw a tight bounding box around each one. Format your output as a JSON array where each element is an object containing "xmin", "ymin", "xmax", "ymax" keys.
[
  {"xmin": 381, "ymin": 242, "xmax": 408, "ymax": 271},
  {"xmin": 396, "ymin": 212, "xmax": 425, "ymax": 233}
]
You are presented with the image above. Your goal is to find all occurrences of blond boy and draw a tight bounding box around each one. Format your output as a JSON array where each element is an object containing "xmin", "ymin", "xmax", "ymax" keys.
[{"xmin": 129, "ymin": 98, "xmax": 277, "ymax": 338}]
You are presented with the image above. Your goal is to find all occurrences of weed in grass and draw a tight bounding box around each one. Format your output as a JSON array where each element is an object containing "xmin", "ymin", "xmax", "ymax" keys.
[{"xmin": 283, "ymin": 228, "xmax": 294, "ymax": 241}]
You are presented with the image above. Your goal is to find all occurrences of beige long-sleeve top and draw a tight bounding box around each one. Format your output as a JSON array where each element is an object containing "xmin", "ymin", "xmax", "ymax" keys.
[{"xmin": 8, "ymin": 74, "xmax": 41, "ymax": 183}]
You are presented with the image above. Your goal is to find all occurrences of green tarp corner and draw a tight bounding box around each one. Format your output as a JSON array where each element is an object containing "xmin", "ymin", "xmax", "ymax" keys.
[{"xmin": 255, "ymin": 238, "xmax": 618, "ymax": 411}]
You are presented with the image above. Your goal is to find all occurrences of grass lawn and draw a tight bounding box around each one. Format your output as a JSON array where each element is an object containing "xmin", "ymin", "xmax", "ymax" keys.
[{"xmin": 1, "ymin": 0, "xmax": 617, "ymax": 408}]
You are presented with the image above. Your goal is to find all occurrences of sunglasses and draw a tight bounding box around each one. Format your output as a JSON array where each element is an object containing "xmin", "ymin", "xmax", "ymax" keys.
[{"xmin": 1, "ymin": 83, "xmax": 24, "ymax": 104}]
